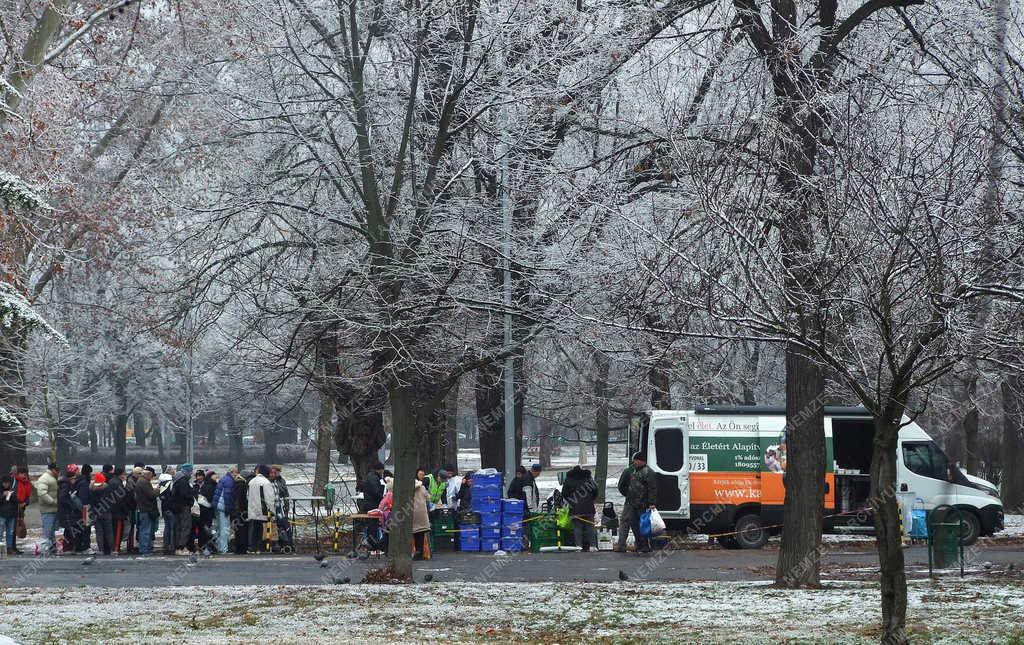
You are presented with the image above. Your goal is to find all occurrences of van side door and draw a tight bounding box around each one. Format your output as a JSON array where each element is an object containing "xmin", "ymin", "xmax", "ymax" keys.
[{"xmin": 647, "ymin": 416, "xmax": 690, "ymax": 518}]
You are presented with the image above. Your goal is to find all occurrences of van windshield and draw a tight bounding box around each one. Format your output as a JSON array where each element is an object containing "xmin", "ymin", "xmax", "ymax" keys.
[{"xmin": 902, "ymin": 441, "xmax": 948, "ymax": 481}]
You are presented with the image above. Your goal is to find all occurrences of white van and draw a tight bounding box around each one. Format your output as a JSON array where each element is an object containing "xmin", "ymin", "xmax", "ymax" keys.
[{"xmin": 630, "ymin": 406, "xmax": 1004, "ymax": 547}]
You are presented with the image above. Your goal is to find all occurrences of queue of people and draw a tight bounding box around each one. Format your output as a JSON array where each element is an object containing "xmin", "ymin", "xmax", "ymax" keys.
[
  {"xmin": 7, "ymin": 457, "xmax": 654, "ymax": 558},
  {"xmin": 1, "ymin": 462, "xmax": 295, "ymax": 557}
]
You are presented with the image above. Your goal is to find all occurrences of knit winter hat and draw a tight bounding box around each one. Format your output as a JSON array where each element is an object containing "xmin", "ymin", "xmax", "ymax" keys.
[
  {"xmin": 93, "ymin": 473, "xmax": 107, "ymax": 484},
  {"xmin": 179, "ymin": 463, "xmax": 194, "ymax": 474}
]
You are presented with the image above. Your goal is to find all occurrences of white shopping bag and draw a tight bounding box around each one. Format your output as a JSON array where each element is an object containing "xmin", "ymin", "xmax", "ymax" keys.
[{"xmin": 649, "ymin": 508, "xmax": 666, "ymax": 536}]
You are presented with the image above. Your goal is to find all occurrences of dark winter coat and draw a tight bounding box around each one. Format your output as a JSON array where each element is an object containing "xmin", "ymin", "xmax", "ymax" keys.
[
  {"xmin": 233, "ymin": 474, "xmax": 252, "ymax": 521},
  {"xmin": 57, "ymin": 476, "xmax": 79, "ymax": 525},
  {"xmin": 73, "ymin": 474, "xmax": 92, "ymax": 508},
  {"xmin": 456, "ymin": 481, "xmax": 472, "ymax": 512},
  {"xmin": 561, "ymin": 467, "xmax": 598, "ymax": 517},
  {"xmin": 172, "ymin": 472, "xmax": 195, "ymax": 509},
  {"xmin": 362, "ymin": 471, "xmax": 385, "ymax": 512},
  {"xmin": 135, "ymin": 477, "xmax": 159, "ymax": 515},
  {"xmin": 104, "ymin": 478, "xmax": 130, "ymax": 520},
  {"xmin": 622, "ymin": 464, "xmax": 657, "ymax": 509},
  {"xmin": 0, "ymin": 480, "xmax": 18, "ymax": 519},
  {"xmin": 124, "ymin": 475, "xmax": 139, "ymax": 514}
]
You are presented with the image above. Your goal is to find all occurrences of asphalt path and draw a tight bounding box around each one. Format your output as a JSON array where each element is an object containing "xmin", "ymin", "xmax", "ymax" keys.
[{"xmin": 2, "ymin": 544, "xmax": 1021, "ymax": 587}]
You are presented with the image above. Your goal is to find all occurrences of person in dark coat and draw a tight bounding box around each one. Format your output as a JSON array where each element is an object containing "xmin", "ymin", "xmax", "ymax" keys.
[
  {"xmin": 73, "ymin": 464, "xmax": 94, "ymax": 553},
  {"xmin": 107, "ymin": 467, "xmax": 130, "ymax": 554},
  {"xmin": 620, "ymin": 452, "xmax": 658, "ymax": 554},
  {"xmin": 91, "ymin": 472, "xmax": 115, "ymax": 555},
  {"xmin": 362, "ymin": 462, "xmax": 386, "ymax": 512},
  {"xmin": 0, "ymin": 475, "xmax": 18, "ymax": 553},
  {"xmin": 561, "ymin": 466, "xmax": 599, "ymax": 552},
  {"xmin": 197, "ymin": 471, "xmax": 218, "ymax": 553},
  {"xmin": 134, "ymin": 468, "xmax": 159, "ymax": 555},
  {"xmin": 456, "ymin": 471, "xmax": 473, "ymax": 512},
  {"xmin": 56, "ymin": 465, "xmax": 82, "ymax": 554},
  {"xmin": 233, "ymin": 468, "xmax": 254, "ymax": 554}
]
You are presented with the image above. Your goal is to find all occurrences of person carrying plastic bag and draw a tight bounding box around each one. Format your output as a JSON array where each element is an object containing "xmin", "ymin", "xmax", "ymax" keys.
[{"xmin": 620, "ymin": 452, "xmax": 658, "ymax": 554}]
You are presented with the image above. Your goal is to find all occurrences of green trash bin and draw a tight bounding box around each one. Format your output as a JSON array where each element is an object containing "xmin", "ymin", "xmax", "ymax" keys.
[{"xmin": 928, "ymin": 505, "xmax": 964, "ymax": 576}]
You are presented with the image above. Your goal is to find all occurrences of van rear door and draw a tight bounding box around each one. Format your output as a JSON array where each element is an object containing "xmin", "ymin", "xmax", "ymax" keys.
[{"xmin": 646, "ymin": 415, "xmax": 690, "ymax": 518}]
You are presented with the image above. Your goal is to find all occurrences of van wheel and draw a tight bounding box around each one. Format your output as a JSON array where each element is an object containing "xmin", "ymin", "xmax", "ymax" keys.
[
  {"xmin": 958, "ymin": 511, "xmax": 981, "ymax": 546},
  {"xmin": 733, "ymin": 514, "xmax": 768, "ymax": 549}
]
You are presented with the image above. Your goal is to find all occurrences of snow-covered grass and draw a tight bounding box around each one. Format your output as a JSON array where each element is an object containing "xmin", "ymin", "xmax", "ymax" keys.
[
  {"xmin": 2, "ymin": 578, "xmax": 1022, "ymax": 644},
  {"xmin": 1002, "ymin": 513, "xmax": 1024, "ymax": 538}
]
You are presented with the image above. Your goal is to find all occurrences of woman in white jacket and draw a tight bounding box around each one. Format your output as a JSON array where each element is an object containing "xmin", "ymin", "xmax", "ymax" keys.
[{"xmin": 247, "ymin": 465, "xmax": 277, "ymax": 553}]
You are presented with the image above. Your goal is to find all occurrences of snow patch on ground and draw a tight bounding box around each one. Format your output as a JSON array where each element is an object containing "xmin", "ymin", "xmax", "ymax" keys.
[
  {"xmin": 2, "ymin": 579, "xmax": 1021, "ymax": 644},
  {"xmin": 1002, "ymin": 513, "xmax": 1024, "ymax": 537}
]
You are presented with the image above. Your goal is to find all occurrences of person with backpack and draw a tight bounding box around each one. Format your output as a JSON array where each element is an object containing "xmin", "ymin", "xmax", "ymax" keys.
[
  {"xmin": 561, "ymin": 466, "xmax": 599, "ymax": 552},
  {"xmin": 171, "ymin": 464, "xmax": 196, "ymax": 555},
  {"xmin": 617, "ymin": 452, "xmax": 658, "ymax": 554}
]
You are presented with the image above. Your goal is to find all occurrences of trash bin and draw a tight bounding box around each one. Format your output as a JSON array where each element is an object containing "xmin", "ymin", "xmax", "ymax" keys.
[{"xmin": 928, "ymin": 505, "xmax": 964, "ymax": 576}]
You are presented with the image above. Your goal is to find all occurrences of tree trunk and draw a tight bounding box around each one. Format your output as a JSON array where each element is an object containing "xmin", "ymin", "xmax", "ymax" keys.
[
  {"xmin": 88, "ymin": 420, "xmax": 97, "ymax": 453},
  {"xmin": 207, "ymin": 413, "xmax": 219, "ymax": 447},
  {"xmin": 443, "ymin": 385, "xmax": 459, "ymax": 471},
  {"xmin": 334, "ymin": 398, "xmax": 386, "ymax": 487},
  {"xmin": 224, "ymin": 406, "xmax": 243, "ymax": 470},
  {"xmin": 961, "ymin": 376, "xmax": 980, "ymax": 474},
  {"xmin": 871, "ymin": 414, "xmax": 908, "ymax": 644},
  {"xmin": 0, "ymin": 330, "xmax": 28, "ymax": 474},
  {"xmin": 387, "ymin": 385, "xmax": 416, "ymax": 580},
  {"xmin": 263, "ymin": 427, "xmax": 278, "ymax": 465},
  {"xmin": 538, "ymin": 419, "xmax": 553, "ymax": 470},
  {"xmin": 774, "ymin": 343, "xmax": 825, "ymax": 588},
  {"xmin": 417, "ymin": 405, "xmax": 446, "ymax": 474},
  {"xmin": 133, "ymin": 412, "xmax": 147, "ymax": 448},
  {"xmin": 153, "ymin": 414, "xmax": 165, "ymax": 461},
  {"xmin": 1001, "ymin": 374, "xmax": 1024, "ymax": 510},
  {"xmin": 475, "ymin": 360, "xmax": 506, "ymax": 469},
  {"xmin": 114, "ymin": 412, "xmax": 128, "ymax": 469},
  {"xmin": 594, "ymin": 353, "xmax": 611, "ymax": 506},
  {"xmin": 313, "ymin": 391, "xmax": 333, "ymax": 497}
]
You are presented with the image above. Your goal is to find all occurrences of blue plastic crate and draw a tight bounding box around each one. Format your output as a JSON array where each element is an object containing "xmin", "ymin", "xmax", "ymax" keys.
[
  {"xmin": 459, "ymin": 537, "xmax": 481, "ymax": 552},
  {"xmin": 474, "ymin": 484, "xmax": 502, "ymax": 499},
  {"xmin": 479, "ymin": 512, "xmax": 501, "ymax": 527},
  {"xmin": 457, "ymin": 526, "xmax": 480, "ymax": 539},
  {"xmin": 473, "ymin": 472, "xmax": 503, "ymax": 484},
  {"xmin": 500, "ymin": 536, "xmax": 522, "ymax": 552},
  {"xmin": 480, "ymin": 526, "xmax": 501, "ymax": 540},
  {"xmin": 501, "ymin": 524, "xmax": 522, "ymax": 538},
  {"xmin": 481, "ymin": 539, "xmax": 500, "ymax": 552},
  {"xmin": 471, "ymin": 497, "xmax": 501, "ymax": 514},
  {"xmin": 502, "ymin": 499, "xmax": 525, "ymax": 516}
]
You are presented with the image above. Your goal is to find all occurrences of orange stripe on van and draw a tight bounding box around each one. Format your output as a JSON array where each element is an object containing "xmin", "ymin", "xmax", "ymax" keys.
[
  {"xmin": 690, "ymin": 472, "xmax": 761, "ymax": 505},
  {"xmin": 691, "ymin": 471, "xmax": 837, "ymax": 509}
]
